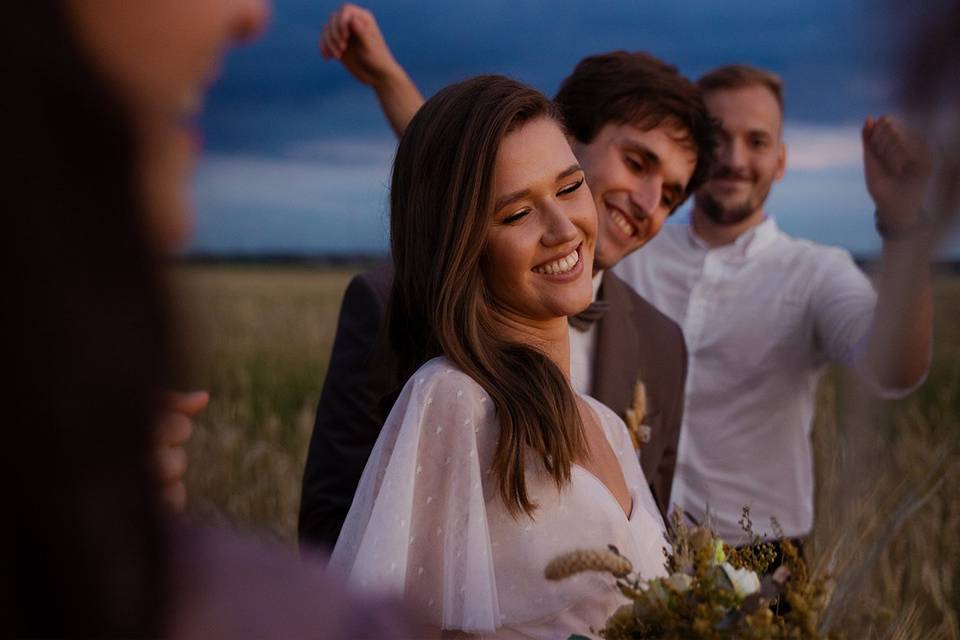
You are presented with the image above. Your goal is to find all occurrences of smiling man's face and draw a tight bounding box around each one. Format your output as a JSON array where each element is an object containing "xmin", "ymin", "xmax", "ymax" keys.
[
  {"xmin": 694, "ymin": 85, "xmax": 785, "ymax": 226},
  {"xmin": 572, "ymin": 121, "xmax": 697, "ymax": 270}
]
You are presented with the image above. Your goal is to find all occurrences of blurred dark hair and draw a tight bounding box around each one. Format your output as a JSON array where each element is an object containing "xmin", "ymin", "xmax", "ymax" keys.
[
  {"xmin": 4, "ymin": 4, "xmax": 174, "ymax": 636},
  {"xmin": 388, "ymin": 75, "xmax": 588, "ymax": 517},
  {"xmin": 900, "ymin": 1, "xmax": 960, "ymax": 112},
  {"xmin": 554, "ymin": 51, "xmax": 716, "ymax": 203}
]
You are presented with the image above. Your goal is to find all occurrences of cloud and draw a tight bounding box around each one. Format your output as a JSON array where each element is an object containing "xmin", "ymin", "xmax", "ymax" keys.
[
  {"xmin": 189, "ymin": 143, "xmax": 395, "ymax": 253},
  {"xmin": 282, "ymin": 136, "xmax": 397, "ymax": 164},
  {"xmin": 194, "ymin": 141, "xmax": 394, "ymax": 210},
  {"xmin": 783, "ymin": 122, "xmax": 864, "ymax": 171},
  {"xmin": 190, "ymin": 131, "xmax": 960, "ymax": 258}
]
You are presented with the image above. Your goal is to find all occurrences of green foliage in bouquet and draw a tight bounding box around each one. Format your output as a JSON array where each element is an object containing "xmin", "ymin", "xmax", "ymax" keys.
[{"xmin": 544, "ymin": 507, "xmax": 837, "ymax": 640}]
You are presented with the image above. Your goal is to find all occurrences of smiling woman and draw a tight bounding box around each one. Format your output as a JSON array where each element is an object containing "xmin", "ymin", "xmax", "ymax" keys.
[
  {"xmin": 484, "ymin": 117, "xmax": 596, "ymax": 328},
  {"xmin": 330, "ymin": 76, "xmax": 668, "ymax": 638}
]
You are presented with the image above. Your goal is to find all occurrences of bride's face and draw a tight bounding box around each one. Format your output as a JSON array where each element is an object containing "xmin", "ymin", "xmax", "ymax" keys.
[
  {"xmin": 483, "ymin": 117, "xmax": 597, "ymax": 322},
  {"xmin": 67, "ymin": 0, "xmax": 269, "ymax": 251}
]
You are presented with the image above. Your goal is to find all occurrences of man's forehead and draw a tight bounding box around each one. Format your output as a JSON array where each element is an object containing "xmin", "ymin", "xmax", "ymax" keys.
[{"xmin": 705, "ymin": 86, "xmax": 782, "ymax": 134}]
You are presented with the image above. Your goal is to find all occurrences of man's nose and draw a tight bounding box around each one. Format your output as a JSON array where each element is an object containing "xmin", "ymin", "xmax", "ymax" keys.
[
  {"xmin": 629, "ymin": 175, "xmax": 663, "ymax": 219},
  {"xmin": 719, "ymin": 138, "xmax": 748, "ymax": 171}
]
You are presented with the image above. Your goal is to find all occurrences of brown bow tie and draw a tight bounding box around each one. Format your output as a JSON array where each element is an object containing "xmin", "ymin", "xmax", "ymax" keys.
[{"xmin": 568, "ymin": 300, "xmax": 609, "ymax": 331}]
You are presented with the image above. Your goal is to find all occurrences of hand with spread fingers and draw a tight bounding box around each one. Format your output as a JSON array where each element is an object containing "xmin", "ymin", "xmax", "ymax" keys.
[
  {"xmin": 317, "ymin": 3, "xmax": 424, "ymax": 137},
  {"xmin": 862, "ymin": 115, "xmax": 933, "ymax": 235},
  {"xmin": 155, "ymin": 390, "xmax": 209, "ymax": 513}
]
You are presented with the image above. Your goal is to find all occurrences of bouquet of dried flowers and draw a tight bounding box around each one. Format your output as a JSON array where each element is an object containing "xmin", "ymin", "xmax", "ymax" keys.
[{"xmin": 545, "ymin": 508, "xmax": 836, "ymax": 639}]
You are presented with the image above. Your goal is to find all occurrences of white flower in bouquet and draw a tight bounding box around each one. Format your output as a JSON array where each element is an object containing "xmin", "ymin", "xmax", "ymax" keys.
[
  {"xmin": 720, "ymin": 562, "xmax": 761, "ymax": 598},
  {"xmin": 665, "ymin": 572, "xmax": 693, "ymax": 593}
]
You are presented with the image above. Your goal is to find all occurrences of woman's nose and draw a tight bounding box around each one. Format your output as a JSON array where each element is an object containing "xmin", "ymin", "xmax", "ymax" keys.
[{"xmin": 540, "ymin": 201, "xmax": 579, "ymax": 247}]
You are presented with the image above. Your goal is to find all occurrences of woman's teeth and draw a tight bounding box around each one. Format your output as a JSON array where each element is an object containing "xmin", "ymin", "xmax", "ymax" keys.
[
  {"xmin": 533, "ymin": 248, "xmax": 580, "ymax": 275},
  {"xmin": 610, "ymin": 207, "xmax": 636, "ymax": 237}
]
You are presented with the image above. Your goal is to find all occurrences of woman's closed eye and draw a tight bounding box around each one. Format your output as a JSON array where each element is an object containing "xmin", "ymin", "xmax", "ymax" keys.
[
  {"xmin": 500, "ymin": 176, "xmax": 584, "ymax": 224},
  {"xmin": 502, "ymin": 208, "xmax": 532, "ymax": 224}
]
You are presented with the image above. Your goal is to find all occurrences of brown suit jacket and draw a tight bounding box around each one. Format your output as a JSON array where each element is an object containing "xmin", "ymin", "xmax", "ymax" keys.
[
  {"xmin": 591, "ymin": 271, "xmax": 687, "ymax": 516},
  {"xmin": 298, "ymin": 264, "xmax": 686, "ymax": 550}
]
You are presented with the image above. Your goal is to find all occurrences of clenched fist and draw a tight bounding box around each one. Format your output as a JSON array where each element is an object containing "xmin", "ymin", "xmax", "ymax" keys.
[{"xmin": 319, "ymin": 4, "xmax": 401, "ymax": 88}]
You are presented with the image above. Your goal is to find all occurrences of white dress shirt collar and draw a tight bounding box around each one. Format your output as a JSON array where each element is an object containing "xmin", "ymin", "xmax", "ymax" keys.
[{"xmin": 686, "ymin": 216, "xmax": 779, "ymax": 260}]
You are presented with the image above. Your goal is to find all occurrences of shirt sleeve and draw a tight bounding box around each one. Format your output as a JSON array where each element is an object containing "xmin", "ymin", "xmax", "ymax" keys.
[
  {"xmin": 328, "ymin": 360, "xmax": 501, "ymax": 634},
  {"xmin": 809, "ymin": 247, "xmax": 926, "ymax": 398}
]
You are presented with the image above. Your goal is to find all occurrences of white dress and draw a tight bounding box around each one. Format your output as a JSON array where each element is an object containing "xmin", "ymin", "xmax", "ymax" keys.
[{"xmin": 329, "ymin": 357, "xmax": 667, "ymax": 639}]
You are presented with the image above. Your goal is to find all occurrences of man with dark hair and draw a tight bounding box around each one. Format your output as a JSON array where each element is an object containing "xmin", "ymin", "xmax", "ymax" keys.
[
  {"xmin": 614, "ymin": 64, "xmax": 934, "ymax": 546},
  {"xmin": 555, "ymin": 51, "xmax": 715, "ymax": 272},
  {"xmin": 298, "ymin": 4, "xmax": 714, "ymax": 550}
]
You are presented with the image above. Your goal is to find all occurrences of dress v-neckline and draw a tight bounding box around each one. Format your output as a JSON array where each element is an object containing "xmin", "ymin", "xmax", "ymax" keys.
[
  {"xmin": 575, "ymin": 396, "xmax": 634, "ymax": 520},
  {"xmin": 573, "ymin": 464, "xmax": 635, "ymax": 521}
]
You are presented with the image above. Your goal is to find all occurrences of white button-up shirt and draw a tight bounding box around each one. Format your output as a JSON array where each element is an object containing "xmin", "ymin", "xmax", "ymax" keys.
[
  {"xmin": 614, "ymin": 218, "xmax": 892, "ymax": 542},
  {"xmin": 569, "ymin": 272, "xmax": 604, "ymax": 395}
]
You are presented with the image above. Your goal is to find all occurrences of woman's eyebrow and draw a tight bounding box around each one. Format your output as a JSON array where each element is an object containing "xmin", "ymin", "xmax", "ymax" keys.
[{"xmin": 493, "ymin": 187, "xmax": 531, "ymax": 213}]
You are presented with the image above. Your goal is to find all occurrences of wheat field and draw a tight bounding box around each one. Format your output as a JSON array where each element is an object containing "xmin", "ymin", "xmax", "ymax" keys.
[{"xmin": 173, "ymin": 263, "xmax": 959, "ymax": 638}]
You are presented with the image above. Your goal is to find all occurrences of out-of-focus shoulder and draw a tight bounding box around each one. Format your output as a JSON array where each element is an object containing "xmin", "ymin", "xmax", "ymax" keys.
[{"xmin": 777, "ymin": 233, "xmax": 856, "ymax": 265}]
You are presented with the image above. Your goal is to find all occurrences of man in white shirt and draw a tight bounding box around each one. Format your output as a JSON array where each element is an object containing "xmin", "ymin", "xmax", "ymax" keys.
[{"xmin": 614, "ymin": 65, "xmax": 934, "ymax": 544}]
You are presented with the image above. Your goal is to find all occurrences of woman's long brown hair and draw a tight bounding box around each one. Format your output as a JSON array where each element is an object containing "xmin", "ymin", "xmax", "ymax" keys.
[{"xmin": 388, "ymin": 76, "xmax": 587, "ymax": 518}]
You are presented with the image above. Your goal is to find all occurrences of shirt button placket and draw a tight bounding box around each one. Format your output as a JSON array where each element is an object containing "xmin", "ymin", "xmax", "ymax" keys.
[{"xmin": 683, "ymin": 252, "xmax": 713, "ymax": 350}]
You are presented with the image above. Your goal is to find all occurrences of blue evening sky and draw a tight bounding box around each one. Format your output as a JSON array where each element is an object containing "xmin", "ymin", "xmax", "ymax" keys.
[{"xmin": 190, "ymin": 0, "xmax": 959, "ymax": 258}]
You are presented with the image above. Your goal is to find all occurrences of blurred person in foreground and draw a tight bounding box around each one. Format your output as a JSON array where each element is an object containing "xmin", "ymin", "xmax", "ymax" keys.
[
  {"xmin": 901, "ymin": 2, "xmax": 960, "ymax": 221},
  {"xmin": 613, "ymin": 65, "xmax": 936, "ymax": 551},
  {"xmin": 5, "ymin": 2, "xmax": 412, "ymax": 637},
  {"xmin": 300, "ymin": 4, "xmax": 715, "ymax": 549}
]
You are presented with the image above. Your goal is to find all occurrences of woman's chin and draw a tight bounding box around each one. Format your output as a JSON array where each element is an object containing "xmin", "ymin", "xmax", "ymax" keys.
[{"xmin": 552, "ymin": 290, "xmax": 595, "ymax": 320}]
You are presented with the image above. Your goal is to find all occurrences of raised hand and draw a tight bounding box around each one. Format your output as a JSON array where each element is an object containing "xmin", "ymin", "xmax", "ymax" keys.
[
  {"xmin": 317, "ymin": 4, "xmax": 424, "ymax": 137},
  {"xmin": 155, "ymin": 390, "xmax": 209, "ymax": 513},
  {"xmin": 862, "ymin": 115, "xmax": 932, "ymax": 233},
  {"xmin": 319, "ymin": 3, "xmax": 402, "ymax": 87}
]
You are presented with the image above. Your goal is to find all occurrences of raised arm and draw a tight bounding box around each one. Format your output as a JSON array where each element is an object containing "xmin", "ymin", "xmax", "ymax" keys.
[
  {"xmin": 861, "ymin": 115, "xmax": 934, "ymax": 390},
  {"xmin": 319, "ymin": 3, "xmax": 425, "ymax": 137}
]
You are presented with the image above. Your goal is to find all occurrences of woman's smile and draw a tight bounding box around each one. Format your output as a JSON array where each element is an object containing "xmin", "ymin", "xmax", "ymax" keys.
[{"xmin": 532, "ymin": 244, "xmax": 584, "ymax": 279}]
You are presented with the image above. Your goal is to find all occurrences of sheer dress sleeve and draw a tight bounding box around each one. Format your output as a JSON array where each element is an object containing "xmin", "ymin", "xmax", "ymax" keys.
[
  {"xmin": 329, "ymin": 358, "xmax": 502, "ymax": 633},
  {"xmin": 330, "ymin": 359, "xmax": 669, "ymax": 637}
]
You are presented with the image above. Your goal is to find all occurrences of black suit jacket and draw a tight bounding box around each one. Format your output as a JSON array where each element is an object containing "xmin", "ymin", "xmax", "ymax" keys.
[{"xmin": 298, "ymin": 264, "xmax": 686, "ymax": 550}]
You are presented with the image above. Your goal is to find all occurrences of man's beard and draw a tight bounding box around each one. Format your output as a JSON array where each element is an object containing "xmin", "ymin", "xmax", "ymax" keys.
[
  {"xmin": 695, "ymin": 165, "xmax": 775, "ymax": 226},
  {"xmin": 695, "ymin": 190, "xmax": 757, "ymax": 226}
]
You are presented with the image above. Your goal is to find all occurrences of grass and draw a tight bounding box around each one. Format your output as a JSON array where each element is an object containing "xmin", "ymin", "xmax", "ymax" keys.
[{"xmin": 173, "ymin": 263, "xmax": 959, "ymax": 638}]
